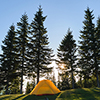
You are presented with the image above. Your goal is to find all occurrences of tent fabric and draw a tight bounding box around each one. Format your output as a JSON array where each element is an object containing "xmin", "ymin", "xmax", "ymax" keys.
[{"xmin": 30, "ymin": 79, "xmax": 61, "ymax": 95}]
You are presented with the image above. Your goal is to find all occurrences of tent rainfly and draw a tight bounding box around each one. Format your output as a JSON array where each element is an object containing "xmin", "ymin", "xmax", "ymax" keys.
[{"xmin": 30, "ymin": 79, "xmax": 61, "ymax": 95}]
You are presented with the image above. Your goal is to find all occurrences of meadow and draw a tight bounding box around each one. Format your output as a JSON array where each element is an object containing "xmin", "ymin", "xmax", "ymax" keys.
[{"xmin": 0, "ymin": 88, "xmax": 100, "ymax": 100}]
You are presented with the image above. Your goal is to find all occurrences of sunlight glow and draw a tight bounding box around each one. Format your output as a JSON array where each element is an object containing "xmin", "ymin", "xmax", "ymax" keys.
[{"xmin": 60, "ymin": 64, "xmax": 65, "ymax": 69}]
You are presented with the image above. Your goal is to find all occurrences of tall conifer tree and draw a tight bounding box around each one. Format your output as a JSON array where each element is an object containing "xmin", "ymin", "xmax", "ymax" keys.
[
  {"xmin": 57, "ymin": 28, "xmax": 77, "ymax": 89},
  {"xmin": 0, "ymin": 25, "xmax": 18, "ymax": 94},
  {"xmin": 79, "ymin": 7, "xmax": 100, "ymax": 87},
  {"xmin": 79, "ymin": 7, "xmax": 95, "ymax": 87},
  {"xmin": 0, "ymin": 62, "xmax": 4, "ymax": 91},
  {"xmin": 30, "ymin": 6, "xmax": 53, "ymax": 84},
  {"xmin": 95, "ymin": 17, "xmax": 100, "ymax": 87},
  {"xmin": 17, "ymin": 13, "xmax": 30, "ymax": 93}
]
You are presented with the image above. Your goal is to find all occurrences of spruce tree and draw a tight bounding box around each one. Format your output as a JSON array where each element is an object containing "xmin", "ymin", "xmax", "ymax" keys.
[
  {"xmin": 30, "ymin": 6, "xmax": 53, "ymax": 84},
  {"xmin": 79, "ymin": 7, "xmax": 94, "ymax": 87},
  {"xmin": 0, "ymin": 25, "xmax": 18, "ymax": 94},
  {"xmin": 95, "ymin": 17, "xmax": 100, "ymax": 87},
  {"xmin": 25, "ymin": 82, "xmax": 31, "ymax": 94},
  {"xmin": 57, "ymin": 28, "xmax": 77, "ymax": 89},
  {"xmin": 10, "ymin": 78, "xmax": 20, "ymax": 94},
  {"xmin": 77, "ymin": 56, "xmax": 91, "ymax": 87},
  {"xmin": 79, "ymin": 7, "xmax": 100, "ymax": 87},
  {"xmin": 0, "ymin": 65, "xmax": 4, "ymax": 91},
  {"xmin": 17, "ymin": 13, "xmax": 30, "ymax": 93}
]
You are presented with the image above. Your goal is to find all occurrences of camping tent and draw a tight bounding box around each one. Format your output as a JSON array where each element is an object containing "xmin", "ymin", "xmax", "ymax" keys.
[{"xmin": 30, "ymin": 79, "xmax": 61, "ymax": 95}]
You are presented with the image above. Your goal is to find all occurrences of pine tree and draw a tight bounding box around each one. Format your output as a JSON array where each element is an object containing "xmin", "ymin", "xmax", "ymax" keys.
[
  {"xmin": 10, "ymin": 78, "xmax": 20, "ymax": 94},
  {"xmin": 79, "ymin": 7, "xmax": 100, "ymax": 87},
  {"xmin": 17, "ymin": 13, "xmax": 30, "ymax": 94},
  {"xmin": 0, "ymin": 25, "xmax": 18, "ymax": 94},
  {"xmin": 0, "ymin": 65, "xmax": 4, "ymax": 91},
  {"xmin": 30, "ymin": 6, "xmax": 53, "ymax": 84},
  {"xmin": 78, "ymin": 57, "xmax": 91, "ymax": 87},
  {"xmin": 25, "ymin": 82, "xmax": 31, "ymax": 94},
  {"xmin": 57, "ymin": 28, "xmax": 77, "ymax": 89},
  {"xmin": 95, "ymin": 17, "xmax": 100, "ymax": 87}
]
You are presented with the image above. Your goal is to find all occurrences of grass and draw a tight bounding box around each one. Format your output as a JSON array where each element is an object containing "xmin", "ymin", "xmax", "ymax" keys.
[
  {"xmin": 56, "ymin": 87, "xmax": 100, "ymax": 100},
  {"xmin": 0, "ymin": 88, "xmax": 100, "ymax": 100},
  {"xmin": 0, "ymin": 94, "xmax": 58, "ymax": 100}
]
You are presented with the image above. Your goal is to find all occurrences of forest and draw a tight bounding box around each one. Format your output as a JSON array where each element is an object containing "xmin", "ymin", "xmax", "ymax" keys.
[{"xmin": 0, "ymin": 6, "xmax": 100, "ymax": 94}]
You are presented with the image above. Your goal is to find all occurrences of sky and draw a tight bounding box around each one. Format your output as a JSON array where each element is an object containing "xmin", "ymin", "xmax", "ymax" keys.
[{"xmin": 0, "ymin": 0, "xmax": 100, "ymax": 55}]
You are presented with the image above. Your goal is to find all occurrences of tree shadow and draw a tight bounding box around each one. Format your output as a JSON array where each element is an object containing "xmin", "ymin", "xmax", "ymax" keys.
[
  {"xmin": 23, "ymin": 94, "xmax": 59, "ymax": 100},
  {"xmin": 12, "ymin": 94, "xmax": 25, "ymax": 100},
  {"xmin": 74, "ymin": 88, "xmax": 98, "ymax": 100},
  {"xmin": 90, "ymin": 88, "xmax": 100, "ymax": 97},
  {"xmin": 57, "ymin": 88, "xmax": 98, "ymax": 100},
  {"xmin": 23, "ymin": 95, "xmax": 38, "ymax": 100},
  {"xmin": 0, "ymin": 96, "xmax": 11, "ymax": 100}
]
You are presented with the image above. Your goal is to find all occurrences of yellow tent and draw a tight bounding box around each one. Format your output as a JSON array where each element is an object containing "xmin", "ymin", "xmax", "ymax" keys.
[{"xmin": 30, "ymin": 79, "xmax": 61, "ymax": 95}]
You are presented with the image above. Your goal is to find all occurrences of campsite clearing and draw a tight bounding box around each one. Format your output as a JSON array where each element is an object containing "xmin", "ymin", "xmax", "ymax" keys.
[{"xmin": 0, "ymin": 88, "xmax": 100, "ymax": 100}]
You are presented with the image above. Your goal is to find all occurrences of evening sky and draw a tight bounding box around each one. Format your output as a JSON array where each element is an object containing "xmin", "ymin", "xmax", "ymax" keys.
[{"xmin": 0, "ymin": 0, "xmax": 100, "ymax": 55}]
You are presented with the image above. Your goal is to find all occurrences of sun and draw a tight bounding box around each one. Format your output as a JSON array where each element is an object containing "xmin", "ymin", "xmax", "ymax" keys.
[{"xmin": 60, "ymin": 64, "xmax": 64, "ymax": 69}]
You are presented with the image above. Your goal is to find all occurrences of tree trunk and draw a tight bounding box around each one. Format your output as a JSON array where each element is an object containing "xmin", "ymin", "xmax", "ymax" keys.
[
  {"xmin": 20, "ymin": 69, "xmax": 23, "ymax": 94},
  {"xmin": 72, "ymin": 71, "xmax": 74, "ymax": 89},
  {"xmin": 20, "ymin": 60, "xmax": 23, "ymax": 94},
  {"xmin": 6, "ymin": 78, "xmax": 9, "ymax": 94},
  {"xmin": 80, "ymin": 77, "xmax": 82, "ymax": 87},
  {"xmin": 37, "ymin": 39, "xmax": 40, "ymax": 84},
  {"xmin": 94, "ymin": 51, "xmax": 100, "ymax": 88},
  {"xmin": 84, "ymin": 76, "xmax": 87, "ymax": 88},
  {"xmin": 37, "ymin": 67, "xmax": 39, "ymax": 84},
  {"xmin": 96, "ymin": 71, "xmax": 100, "ymax": 87}
]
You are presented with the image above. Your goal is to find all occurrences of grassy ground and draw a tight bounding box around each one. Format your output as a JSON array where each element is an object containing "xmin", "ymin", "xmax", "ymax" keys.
[
  {"xmin": 56, "ymin": 87, "xmax": 100, "ymax": 100},
  {"xmin": 0, "ymin": 88, "xmax": 100, "ymax": 100}
]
